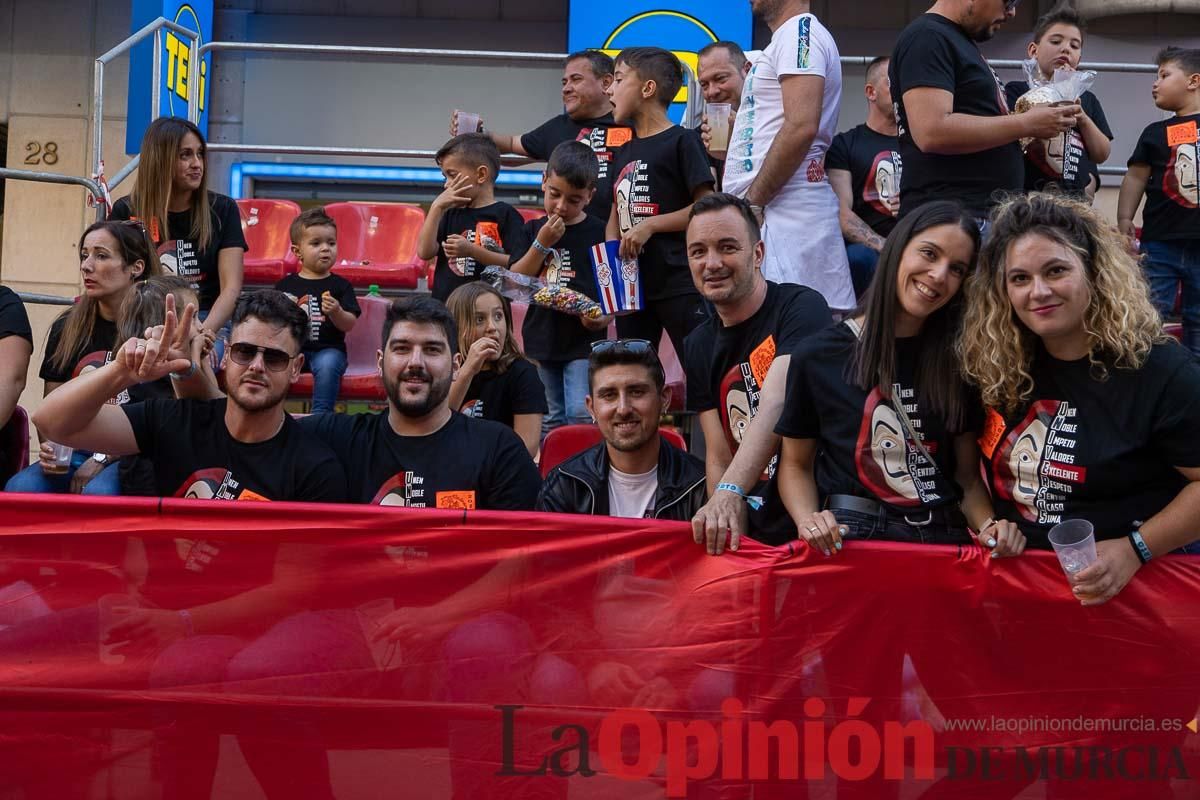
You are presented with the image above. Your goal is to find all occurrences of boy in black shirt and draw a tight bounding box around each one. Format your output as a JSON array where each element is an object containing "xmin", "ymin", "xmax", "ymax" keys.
[
  {"xmin": 418, "ymin": 133, "xmax": 529, "ymax": 302},
  {"xmin": 1004, "ymin": 5, "xmax": 1112, "ymax": 198},
  {"xmin": 32, "ymin": 289, "xmax": 347, "ymax": 503},
  {"xmin": 299, "ymin": 295, "xmax": 541, "ymax": 508},
  {"xmin": 275, "ymin": 207, "xmax": 361, "ymax": 414},
  {"xmin": 510, "ymin": 141, "xmax": 610, "ymax": 430},
  {"xmin": 606, "ymin": 47, "xmax": 715, "ymax": 357},
  {"xmin": 1120, "ymin": 47, "xmax": 1200, "ymax": 357}
]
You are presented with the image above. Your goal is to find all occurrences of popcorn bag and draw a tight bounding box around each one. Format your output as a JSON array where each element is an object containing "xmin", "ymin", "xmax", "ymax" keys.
[
  {"xmin": 481, "ymin": 266, "xmax": 603, "ymax": 320},
  {"xmin": 589, "ymin": 240, "xmax": 643, "ymax": 316},
  {"xmin": 1014, "ymin": 59, "xmax": 1097, "ymax": 151}
]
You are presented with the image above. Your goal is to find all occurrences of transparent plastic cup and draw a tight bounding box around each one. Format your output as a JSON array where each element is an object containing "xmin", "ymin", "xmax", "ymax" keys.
[
  {"xmin": 706, "ymin": 102, "xmax": 732, "ymax": 153},
  {"xmin": 45, "ymin": 442, "xmax": 73, "ymax": 475},
  {"xmin": 1048, "ymin": 519, "xmax": 1097, "ymax": 577},
  {"xmin": 454, "ymin": 111, "xmax": 481, "ymax": 137}
]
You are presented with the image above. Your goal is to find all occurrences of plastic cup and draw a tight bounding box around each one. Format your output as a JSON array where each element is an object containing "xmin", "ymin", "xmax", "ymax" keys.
[
  {"xmin": 45, "ymin": 442, "xmax": 73, "ymax": 475},
  {"xmin": 98, "ymin": 593, "xmax": 134, "ymax": 665},
  {"xmin": 1048, "ymin": 519, "xmax": 1097, "ymax": 577},
  {"xmin": 706, "ymin": 102, "xmax": 732, "ymax": 153},
  {"xmin": 455, "ymin": 110, "xmax": 481, "ymax": 137}
]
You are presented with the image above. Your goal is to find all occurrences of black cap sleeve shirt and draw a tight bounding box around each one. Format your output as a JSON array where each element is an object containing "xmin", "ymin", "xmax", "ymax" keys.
[
  {"xmin": 110, "ymin": 192, "xmax": 248, "ymax": 313},
  {"xmin": 610, "ymin": 125, "xmax": 715, "ymax": 301},
  {"xmin": 1005, "ymin": 83, "xmax": 1113, "ymax": 197},
  {"xmin": 0, "ymin": 287, "xmax": 32, "ymax": 345},
  {"xmin": 460, "ymin": 358, "xmax": 549, "ymax": 428},
  {"xmin": 39, "ymin": 312, "xmax": 118, "ymax": 385},
  {"xmin": 825, "ymin": 124, "xmax": 903, "ymax": 237},
  {"xmin": 684, "ymin": 282, "xmax": 833, "ymax": 542},
  {"xmin": 890, "ymin": 13, "xmax": 1023, "ymax": 217},
  {"xmin": 275, "ymin": 273, "xmax": 362, "ymax": 354},
  {"xmin": 431, "ymin": 202, "xmax": 530, "ymax": 302},
  {"xmin": 774, "ymin": 324, "xmax": 978, "ymax": 512},
  {"xmin": 981, "ymin": 342, "xmax": 1200, "ymax": 548},
  {"xmin": 1129, "ymin": 113, "xmax": 1200, "ymax": 242},
  {"xmin": 520, "ymin": 113, "xmax": 632, "ymax": 222},
  {"xmin": 298, "ymin": 410, "xmax": 541, "ymax": 509},
  {"xmin": 512, "ymin": 215, "xmax": 608, "ymax": 361}
]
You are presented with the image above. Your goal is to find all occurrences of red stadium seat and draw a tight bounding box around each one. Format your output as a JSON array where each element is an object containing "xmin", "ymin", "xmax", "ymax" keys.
[
  {"xmin": 237, "ymin": 199, "xmax": 300, "ymax": 284},
  {"xmin": 540, "ymin": 423, "xmax": 686, "ymax": 478},
  {"xmin": 286, "ymin": 202, "xmax": 425, "ymax": 291},
  {"xmin": 0, "ymin": 406, "xmax": 30, "ymax": 487},
  {"xmin": 291, "ymin": 294, "xmax": 390, "ymax": 403},
  {"xmin": 517, "ymin": 207, "xmax": 545, "ymax": 223},
  {"xmin": 510, "ymin": 302, "xmax": 527, "ymax": 350},
  {"xmin": 1165, "ymin": 322, "xmax": 1183, "ymax": 343}
]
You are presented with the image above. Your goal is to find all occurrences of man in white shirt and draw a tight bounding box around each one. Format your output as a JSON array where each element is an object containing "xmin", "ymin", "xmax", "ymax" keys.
[
  {"xmin": 537, "ymin": 340, "xmax": 705, "ymax": 520},
  {"xmin": 721, "ymin": 0, "xmax": 855, "ymax": 311}
]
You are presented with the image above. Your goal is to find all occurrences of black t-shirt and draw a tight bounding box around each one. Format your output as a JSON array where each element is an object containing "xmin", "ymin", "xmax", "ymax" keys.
[
  {"xmin": 511, "ymin": 214, "xmax": 608, "ymax": 361},
  {"xmin": 890, "ymin": 13, "xmax": 1023, "ymax": 216},
  {"xmin": 691, "ymin": 122, "xmax": 726, "ymax": 192},
  {"xmin": 122, "ymin": 397, "xmax": 347, "ymax": 502},
  {"xmin": 0, "ymin": 286, "xmax": 32, "ymax": 345},
  {"xmin": 39, "ymin": 312, "xmax": 118, "ymax": 385},
  {"xmin": 521, "ymin": 113, "xmax": 632, "ymax": 222},
  {"xmin": 111, "ymin": 192, "xmax": 248, "ymax": 312},
  {"xmin": 611, "ymin": 125, "xmax": 715, "ymax": 300},
  {"xmin": 1129, "ymin": 113, "xmax": 1200, "ymax": 242},
  {"xmin": 826, "ymin": 124, "xmax": 903, "ymax": 237},
  {"xmin": 275, "ymin": 273, "xmax": 362, "ymax": 354},
  {"xmin": 1004, "ymin": 83, "xmax": 1113, "ymax": 196},
  {"xmin": 298, "ymin": 410, "xmax": 541, "ymax": 509},
  {"xmin": 460, "ymin": 358, "xmax": 548, "ymax": 428},
  {"xmin": 431, "ymin": 202, "xmax": 529, "ymax": 302},
  {"xmin": 981, "ymin": 342, "xmax": 1200, "ymax": 547},
  {"xmin": 684, "ymin": 282, "xmax": 833, "ymax": 543},
  {"xmin": 775, "ymin": 323, "xmax": 982, "ymax": 512}
]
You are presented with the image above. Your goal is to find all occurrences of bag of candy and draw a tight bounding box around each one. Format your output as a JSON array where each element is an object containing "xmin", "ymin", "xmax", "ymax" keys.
[
  {"xmin": 1013, "ymin": 58, "xmax": 1097, "ymax": 151},
  {"xmin": 481, "ymin": 266, "xmax": 604, "ymax": 320}
]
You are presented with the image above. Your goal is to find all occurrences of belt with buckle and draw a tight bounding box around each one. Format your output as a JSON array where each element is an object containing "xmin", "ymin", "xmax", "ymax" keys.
[{"xmin": 825, "ymin": 494, "xmax": 937, "ymax": 528}]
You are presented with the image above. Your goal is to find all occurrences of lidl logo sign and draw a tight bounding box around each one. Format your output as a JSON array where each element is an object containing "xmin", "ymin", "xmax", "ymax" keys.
[
  {"xmin": 569, "ymin": 1, "xmax": 752, "ymax": 112},
  {"xmin": 126, "ymin": 0, "xmax": 213, "ymax": 154}
]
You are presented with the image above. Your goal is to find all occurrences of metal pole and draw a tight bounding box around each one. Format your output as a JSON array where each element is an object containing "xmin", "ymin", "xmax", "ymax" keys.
[
  {"xmin": 16, "ymin": 292, "xmax": 75, "ymax": 307},
  {"xmin": 0, "ymin": 168, "xmax": 105, "ymax": 203},
  {"xmin": 108, "ymin": 155, "xmax": 141, "ymax": 193},
  {"xmin": 92, "ymin": 60, "xmax": 103, "ymax": 202},
  {"xmin": 152, "ymin": 27, "xmax": 162, "ymax": 124},
  {"xmin": 188, "ymin": 35, "xmax": 200, "ymax": 124},
  {"xmin": 200, "ymin": 40, "xmax": 569, "ymax": 62},
  {"xmin": 205, "ymin": 143, "xmax": 530, "ymax": 163},
  {"xmin": 97, "ymin": 16, "xmax": 198, "ymax": 65}
]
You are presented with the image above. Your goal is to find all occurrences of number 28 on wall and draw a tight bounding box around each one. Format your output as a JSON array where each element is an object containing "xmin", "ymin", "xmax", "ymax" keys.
[{"xmin": 24, "ymin": 142, "xmax": 59, "ymax": 166}]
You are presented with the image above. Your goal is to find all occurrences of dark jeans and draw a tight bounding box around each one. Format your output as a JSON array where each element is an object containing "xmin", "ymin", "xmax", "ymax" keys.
[
  {"xmin": 830, "ymin": 507, "xmax": 973, "ymax": 546},
  {"xmin": 615, "ymin": 293, "xmax": 709, "ymax": 359},
  {"xmin": 1142, "ymin": 239, "xmax": 1200, "ymax": 357}
]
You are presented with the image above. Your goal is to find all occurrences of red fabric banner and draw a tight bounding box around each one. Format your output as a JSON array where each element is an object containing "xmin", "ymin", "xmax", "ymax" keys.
[{"xmin": 0, "ymin": 494, "xmax": 1197, "ymax": 799}]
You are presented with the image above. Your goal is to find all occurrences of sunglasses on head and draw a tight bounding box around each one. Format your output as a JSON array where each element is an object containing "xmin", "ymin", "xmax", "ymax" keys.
[
  {"xmin": 1004, "ymin": 0, "xmax": 1021, "ymax": 11},
  {"xmin": 591, "ymin": 338, "xmax": 656, "ymax": 356},
  {"xmin": 228, "ymin": 342, "xmax": 296, "ymax": 371}
]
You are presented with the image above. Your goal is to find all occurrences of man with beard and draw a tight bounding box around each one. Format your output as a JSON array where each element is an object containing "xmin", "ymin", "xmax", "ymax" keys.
[
  {"xmin": 683, "ymin": 193, "xmax": 831, "ymax": 552},
  {"xmin": 299, "ymin": 295, "xmax": 541, "ymax": 508},
  {"xmin": 34, "ymin": 289, "xmax": 346, "ymax": 503},
  {"xmin": 891, "ymin": 0, "xmax": 1081, "ymax": 222},
  {"xmin": 537, "ymin": 340, "xmax": 705, "ymax": 519}
]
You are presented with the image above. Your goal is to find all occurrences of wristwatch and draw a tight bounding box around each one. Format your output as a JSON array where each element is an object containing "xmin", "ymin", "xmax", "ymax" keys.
[{"xmin": 92, "ymin": 452, "xmax": 109, "ymax": 465}]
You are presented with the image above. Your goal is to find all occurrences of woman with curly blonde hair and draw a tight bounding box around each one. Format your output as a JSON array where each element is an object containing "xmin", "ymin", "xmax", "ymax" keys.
[{"xmin": 960, "ymin": 192, "xmax": 1200, "ymax": 605}]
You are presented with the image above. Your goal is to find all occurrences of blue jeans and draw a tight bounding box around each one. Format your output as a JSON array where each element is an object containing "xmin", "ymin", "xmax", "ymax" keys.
[
  {"xmin": 846, "ymin": 243, "xmax": 880, "ymax": 298},
  {"xmin": 305, "ymin": 348, "xmax": 348, "ymax": 415},
  {"xmin": 4, "ymin": 453, "xmax": 120, "ymax": 495},
  {"xmin": 1142, "ymin": 239, "xmax": 1200, "ymax": 356},
  {"xmin": 831, "ymin": 507, "xmax": 972, "ymax": 546},
  {"xmin": 536, "ymin": 359, "xmax": 590, "ymax": 432}
]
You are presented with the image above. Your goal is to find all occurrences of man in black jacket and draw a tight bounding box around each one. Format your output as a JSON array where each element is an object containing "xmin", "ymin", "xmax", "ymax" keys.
[{"xmin": 537, "ymin": 340, "xmax": 705, "ymax": 520}]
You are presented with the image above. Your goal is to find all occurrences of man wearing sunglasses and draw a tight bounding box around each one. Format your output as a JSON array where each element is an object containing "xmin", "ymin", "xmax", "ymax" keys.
[
  {"xmin": 537, "ymin": 339, "xmax": 705, "ymax": 520},
  {"xmin": 684, "ymin": 193, "xmax": 832, "ymax": 554},
  {"xmin": 33, "ymin": 289, "xmax": 347, "ymax": 504},
  {"xmin": 890, "ymin": 0, "xmax": 1082, "ymax": 221}
]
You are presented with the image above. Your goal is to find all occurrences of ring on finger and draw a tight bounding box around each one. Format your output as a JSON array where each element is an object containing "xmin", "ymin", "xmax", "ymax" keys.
[{"xmin": 806, "ymin": 525, "xmax": 819, "ymax": 533}]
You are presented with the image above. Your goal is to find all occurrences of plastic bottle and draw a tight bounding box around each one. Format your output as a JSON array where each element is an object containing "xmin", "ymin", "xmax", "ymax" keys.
[{"xmin": 367, "ymin": 284, "xmax": 381, "ymax": 297}]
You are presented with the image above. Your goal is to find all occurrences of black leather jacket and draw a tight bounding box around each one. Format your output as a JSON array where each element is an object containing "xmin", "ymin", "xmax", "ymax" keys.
[{"xmin": 537, "ymin": 440, "xmax": 707, "ymax": 521}]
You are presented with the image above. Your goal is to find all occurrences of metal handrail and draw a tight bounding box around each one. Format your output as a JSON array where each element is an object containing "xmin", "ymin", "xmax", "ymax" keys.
[
  {"xmin": 0, "ymin": 167, "xmax": 106, "ymax": 206},
  {"xmin": 205, "ymin": 144, "xmax": 531, "ymax": 165},
  {"xmin": 93, "ymin": 17, "xmax": 200, "ymax": 219},
  {"xmin": 17, "ymin": 293, "xmax": 74, "ymax": 307}
]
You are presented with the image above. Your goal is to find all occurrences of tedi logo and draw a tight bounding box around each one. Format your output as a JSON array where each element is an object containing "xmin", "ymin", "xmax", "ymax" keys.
[
  {"xmin": 600, "ymin": 11, "xmax": 719, "ymax": 105},
  {"xmin": 164, "ymin": 4, "xmax": 209, "ymax": 115}
]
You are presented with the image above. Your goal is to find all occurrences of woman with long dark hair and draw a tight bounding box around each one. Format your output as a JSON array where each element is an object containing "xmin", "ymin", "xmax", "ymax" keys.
[
  {"xmin": 110, "ymin": 116, "xmax": 247, "ymax": 353},
  {"xmin": 774, "ymin": 201, "xmax": 1023, "ymax": 553},
  {"xmin": 5, "ymin": 220, "xmax": 161, "ymax": 494}
]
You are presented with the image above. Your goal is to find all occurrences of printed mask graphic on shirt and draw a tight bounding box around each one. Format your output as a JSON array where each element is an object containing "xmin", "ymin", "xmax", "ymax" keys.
[
  {"xmin": 174, "ymin": 538, "xmax": 221, "ymax": 573},
  {"xmin": 615, "ymin": 160, "xmax": 658, "ymax": 235},
  {"xmin": 452, "ymin": 222, "xmax": 504, "ymax": 278},
  {"xmin": 992, "ymin": 399, "xmax": 1085, "ymax": 525},
  {"xmin": 577, "ymin": 126, "xmax": 632, "ymax": 180},
  {"xmin": 371, "ymin": 470, "xmax": 476, "ymax": 509},
  {"xmin": 543, "ymin": 247, "xmax": 574, "ymax": 286},
  {"xmin": 176, "ymin": 467, "xmax": 271, "ymax": 502},
  {"xmin": 157, "ymin": 239, "xmax": 201, "ymax": 288},
  {"xmin": 460, "ymin": 399, "xmax": 484, "ymax": 418},
  {"xmin": 75, "ymin": 350, "xmax": 129, "ymax": 405},
  {"xmin": 1165, "ymin": 141, "xmax": 1199, "ymax": 209},
  {"xmin": 718, "ymin": 336, "xmax": 776, "ymax": 478},
  {"xmin": 1027, "ymin": 129, "xmax": 1084, "ymax": 185},
  {"xmin": 287, "ymin": 293, "xmax": 325, "ymax": 342},
  {"xmin": 865, "ymin": 150, "xmax": 902, "ymax": 217},
  {"xmin": 854, "ymin": 386, "xmax": 942, "ymax": 507}
]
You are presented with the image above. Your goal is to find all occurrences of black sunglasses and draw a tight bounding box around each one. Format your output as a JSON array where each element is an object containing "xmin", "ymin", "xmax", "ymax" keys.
[
  {"xmin": 591, "ymin": 338, "xmax": 656, "ymax": 355},
  {"xmin": 228, "ymin": 342, "xmax": 296, "ymax": 371},
  {"xmin": 1004, "ymin": 0, "xmax": 1021, "ymax": 11}
]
